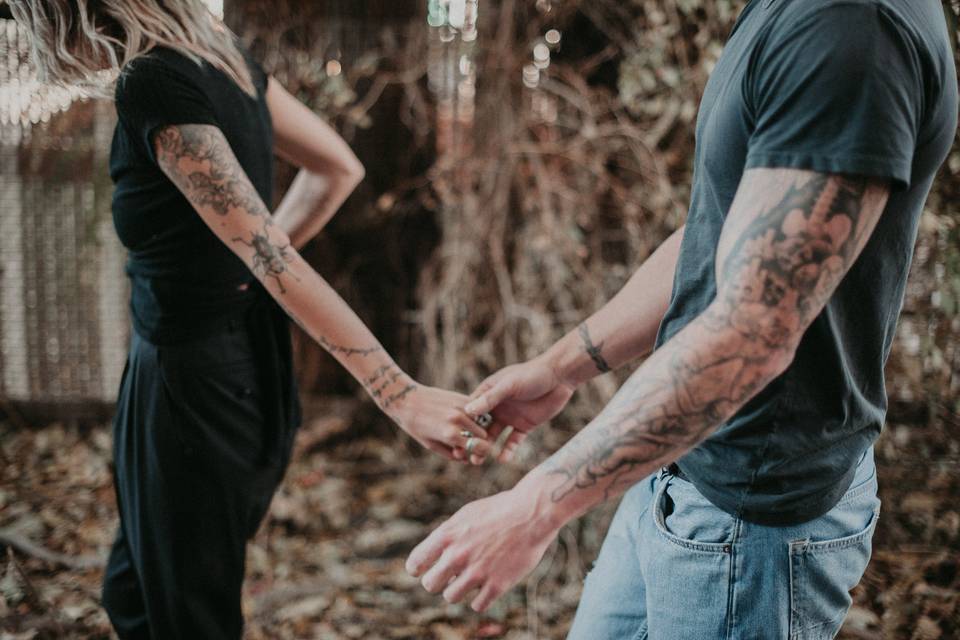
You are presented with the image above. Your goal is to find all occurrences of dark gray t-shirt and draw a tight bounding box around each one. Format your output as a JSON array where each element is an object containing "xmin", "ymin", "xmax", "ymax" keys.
[{"xmin": 656, "ymin": 0, "xmax": 957, "ymax": 525}]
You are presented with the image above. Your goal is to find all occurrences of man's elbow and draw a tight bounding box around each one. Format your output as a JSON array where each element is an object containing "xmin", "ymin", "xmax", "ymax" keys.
[{"xmin": 707, "ymin": 303, "xmax": 802, "ymax": 378}]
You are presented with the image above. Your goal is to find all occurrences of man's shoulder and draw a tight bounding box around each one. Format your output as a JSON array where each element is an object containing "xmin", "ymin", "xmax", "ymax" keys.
[
  {"xmin": 764, "ymin": 0, "xmax": 953, "ymax": 80},
  {"xmin": 775, "ymin": 0, "xmax": 949, "ymax": 45}
]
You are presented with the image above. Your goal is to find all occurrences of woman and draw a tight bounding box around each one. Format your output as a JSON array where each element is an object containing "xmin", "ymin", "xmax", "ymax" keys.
[{"xmin": 9, "ymin": 1, "xmax": 494, "ymax": 637}]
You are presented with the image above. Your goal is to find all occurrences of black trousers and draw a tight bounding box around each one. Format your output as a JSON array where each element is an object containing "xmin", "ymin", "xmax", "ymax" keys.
[{"xmin": 102, "ymin": 317, "xmax": 298, "ymax": 639}]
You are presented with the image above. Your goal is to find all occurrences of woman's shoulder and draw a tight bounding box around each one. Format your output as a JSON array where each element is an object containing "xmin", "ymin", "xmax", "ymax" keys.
[
  {"xmin": 117, "ymin": 47, "xmax": 197, "ymax": 86},
  {"xmin": 116, "ymin": 44, "xmax": 265, "ymax": 106},
  {"xmin": 114, "ymin": 48, "xmax": 207, "ymax": 109}
]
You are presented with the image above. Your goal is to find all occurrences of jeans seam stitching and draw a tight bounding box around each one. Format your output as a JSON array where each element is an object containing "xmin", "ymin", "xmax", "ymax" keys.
[
  {"xmin": 628, "ymin": 621, "xmax": 649, "ymax": 640},
  {"xmin": 789, "ymin": 540, "xmax": 801, "ymax": 638},
  {"xmin": 724, "ymin": 517, "xmax": 742, "ymax": 639}
]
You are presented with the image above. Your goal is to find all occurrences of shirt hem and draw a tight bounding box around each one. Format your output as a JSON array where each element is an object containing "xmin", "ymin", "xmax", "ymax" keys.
[{"xmin": 676, "ymin": 462, "xmax": 859, "ymax": 527}]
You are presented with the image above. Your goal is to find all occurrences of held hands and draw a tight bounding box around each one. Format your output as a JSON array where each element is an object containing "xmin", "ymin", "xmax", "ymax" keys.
[
  {"xmin": 464, "ymin": 355, "xmax": 576, "ymax": 462},
  {"xmin": 403, "ymin": 356, "xmax": 579, "ymax": 612},
  {"xmin": 387, "ymin": 380, "xmax": 494, "ymax": 465},
  {"xmin": 385, "ymin": 354, "xmax": 575, "ymax": 465}
]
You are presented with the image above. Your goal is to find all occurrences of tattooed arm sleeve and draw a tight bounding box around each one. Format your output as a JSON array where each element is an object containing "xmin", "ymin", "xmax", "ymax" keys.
[
  {"xmin": 519, "ymin": 168, "xmax": 889, "ymax": 523},
  {"xmin": 153, "ymin": 124, "xmax": 416, "ymax": 416}
]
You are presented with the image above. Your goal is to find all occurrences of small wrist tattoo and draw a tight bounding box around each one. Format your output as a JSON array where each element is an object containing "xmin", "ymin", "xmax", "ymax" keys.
[{"xmin": 578, "ymin": 323, "xmax": 611, "ymax": 373}]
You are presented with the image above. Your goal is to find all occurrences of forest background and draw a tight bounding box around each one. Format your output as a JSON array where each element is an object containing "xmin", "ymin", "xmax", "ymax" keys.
[{"xmin": 1, "ymin": 1, "xmax": 958, "ymax": 638}]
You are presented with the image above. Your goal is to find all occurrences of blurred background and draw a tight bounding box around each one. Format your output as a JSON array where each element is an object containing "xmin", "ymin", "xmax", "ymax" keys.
[{"xmin": 0, "ymin": 0, "xmax": 957, "ymax": 638}]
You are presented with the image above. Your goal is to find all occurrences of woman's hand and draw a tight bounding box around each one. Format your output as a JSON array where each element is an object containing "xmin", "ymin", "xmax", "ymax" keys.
[{"xmin": 387, "ymin": 383, "xmax": 494, "ymax": 464}]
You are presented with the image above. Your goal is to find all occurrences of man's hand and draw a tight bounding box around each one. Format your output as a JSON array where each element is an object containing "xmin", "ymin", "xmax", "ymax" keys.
[
  {"xmin": 464, "ymin": 357, "xmax": 575, "ymax": 461},
  {"xmin": 405, "ymin": 484, "xmax": 560, "ymax": 612},
  {"xmin": 410, "ymin": 169, "xmax": 890, "ymax": 615}
]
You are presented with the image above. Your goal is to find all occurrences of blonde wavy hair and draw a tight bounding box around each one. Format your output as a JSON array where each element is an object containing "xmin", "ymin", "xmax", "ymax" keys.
[{"xmin": 8, "ymin": 0, "xmax": 256, "ymax": 97}]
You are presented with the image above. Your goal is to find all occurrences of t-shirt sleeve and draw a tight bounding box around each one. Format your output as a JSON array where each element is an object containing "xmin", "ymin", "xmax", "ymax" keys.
[
  {"xmin": 241, "ymin": 47, "xmax": 270, "ymax": 92},
  {"xmin": 114, "ymin": 57, "xmax": 220, "ymax": 163},
  {"xmin": 744, "ymin": 3, "xmax": 923, "ymax": 190}
]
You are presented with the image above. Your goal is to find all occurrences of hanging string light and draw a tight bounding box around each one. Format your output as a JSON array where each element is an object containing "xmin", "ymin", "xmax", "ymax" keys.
[
  {"xmin": 523, "ymin": 25, "xmax": 563, "ymax": 124},
  {"xmin": 426, "ymin": 0, "xmax": 478, "ymax": 157}
]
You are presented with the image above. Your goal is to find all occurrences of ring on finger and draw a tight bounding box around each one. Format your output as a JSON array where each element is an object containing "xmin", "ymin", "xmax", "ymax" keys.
[
  {"xmin": 473, "ymin": 413, "xmax": 493, "ymax": 428},
  {"xmin": 459, "ymin": 429, "xmax": 474, "ymax": 439},
  {"xmin": 465, "ymin": 437, "xmax": 478, "ymax": 455}
]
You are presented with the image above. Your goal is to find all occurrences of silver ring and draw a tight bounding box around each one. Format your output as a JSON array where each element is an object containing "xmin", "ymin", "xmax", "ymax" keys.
[
  {"xmin": 459, "ymin": 429, "xmax": 473, "ymax": 439},
  {"xmin": 473, "ymin": 413, "xmax": 493, "ymax": 428},
  {"xmin": 465, "ymin": 437, "xmax": 478, "ymax": 455}
]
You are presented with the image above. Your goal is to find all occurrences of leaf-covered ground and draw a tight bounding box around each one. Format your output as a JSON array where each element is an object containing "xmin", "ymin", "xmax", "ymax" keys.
[{"xmin": 1, "ymin": 399, "xmax": 958, "ymax": 639}]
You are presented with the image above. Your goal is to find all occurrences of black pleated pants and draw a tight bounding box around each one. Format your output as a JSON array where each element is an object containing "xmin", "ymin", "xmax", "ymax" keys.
[{"xmin": 102, "ymin": 304, "xmax": 299, "ymax": 640}]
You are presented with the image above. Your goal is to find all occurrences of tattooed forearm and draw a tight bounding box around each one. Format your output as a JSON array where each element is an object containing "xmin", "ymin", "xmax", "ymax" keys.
[
  {"xmin": 152, "ymin": 124, "xmax": 413, "ymax": 419},
  {"xmin": 154, "ymin": 126, "xmax": 264, "ymax": 217},
  {"xmin": 363, "ymin": 363, "xmax": 404, "ymax": 400},
  {"xmin": 578, "ymin": 323, "xmax": 611, "ymax": 373},
  {"xmin": 318, "ymin": 335, "xmax": 384, "ymax": 358},
  {"xmin": 359, "ymin": 362, "xmax": 418, "ymax": 410},
  {"xmin": 542, "ymin": 170, "xmax": 888, "ymax": 506},
  {"xmin": 384, "ymin": 383, "xmax": 418, "ymax": 409},
  {"xmin": 232, "ymin": 219, "xmax": 299, "ymax": 294}
]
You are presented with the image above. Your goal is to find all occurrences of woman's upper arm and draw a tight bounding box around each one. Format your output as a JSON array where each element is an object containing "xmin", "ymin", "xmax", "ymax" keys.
[
  {"xmin": 153, "ymin": 123, "xmax": 301, "ymax": 294},
  {"xmin": 266, "ymin": 77, "xmax": 364, "ymax": 178}
]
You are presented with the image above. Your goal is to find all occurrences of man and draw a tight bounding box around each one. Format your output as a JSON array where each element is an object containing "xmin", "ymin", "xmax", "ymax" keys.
[{"xmin": 406, "ymin": 0, "xmax": 958, "ymax": 638}]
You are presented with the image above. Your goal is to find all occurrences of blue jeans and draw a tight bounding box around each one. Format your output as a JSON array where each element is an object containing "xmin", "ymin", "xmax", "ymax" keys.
[{"xmin": 567, "ymin": 449, "xmax": 879, "ymax": 640}]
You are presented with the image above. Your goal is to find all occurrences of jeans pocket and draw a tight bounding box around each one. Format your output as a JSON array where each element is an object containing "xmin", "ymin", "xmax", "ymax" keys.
[
  {"xmin": 643, "ymin": 475, "xmax": 737, "ymax": 639},
  {"xmin": 788, "ymin": 502, "xmax": 880, "ymax": 639},
  {"xmin": 652, "ymin": 474, "xmax": 737, "ymax": 554}
]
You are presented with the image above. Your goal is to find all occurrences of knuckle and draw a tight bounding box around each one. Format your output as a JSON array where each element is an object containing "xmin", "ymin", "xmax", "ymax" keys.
[
  {"xmin": 437, "ymin": 532, "xmax": 455, "ymax": 548},
  {"xmin": 443, "ymin": 585, "xmax": 463, "ymax": 603}
]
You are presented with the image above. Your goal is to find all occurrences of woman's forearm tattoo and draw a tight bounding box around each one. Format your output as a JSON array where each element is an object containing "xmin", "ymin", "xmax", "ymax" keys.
[
  {"xmin": 155, "ymin": 124, "xmax": 302, "ymax": 295},
  {"xmin": 361, "ymin": 363, "xmax": 417, "ymax": 410},
  {"xmin": 154, "ymin": 125, "xmax": 264, "ymax": 217},
  {"xmin": 318, "ymin": 336, "xmax": 384, "ymax": 358},
  {"xmin": 232, "ymin": 220, "xmax": 298, "ymax": 294}
]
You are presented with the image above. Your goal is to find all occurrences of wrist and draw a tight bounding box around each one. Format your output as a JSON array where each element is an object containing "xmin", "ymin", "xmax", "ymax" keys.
[
  {"xmin": 512, "ymin": 468, "xmax": 575, "ymax": 535},
  {"xmin": 360, "ymin": 364, "xmax": 417, "ymax": 420},
  {"xmin": 541, "ymin": 333, "xmax": 590, "ymax": 390}
]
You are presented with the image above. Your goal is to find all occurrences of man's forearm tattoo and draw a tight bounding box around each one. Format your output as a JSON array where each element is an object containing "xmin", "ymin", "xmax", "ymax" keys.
[
  {"xmin": 154, "ymin": 126, "xmax": 263, "ymax": 216},
  {"xmin": 578, "ymin": 323, "xmax": 611, "ymax": 373},
  {"xmin": 546, "ymin": 172, "xmax": 880, "ymax": 503}
]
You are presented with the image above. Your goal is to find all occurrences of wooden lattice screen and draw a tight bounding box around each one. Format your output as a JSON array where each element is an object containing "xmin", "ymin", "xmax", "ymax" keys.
[{"xmin": 0, "ymin": 17, "xmax": 128, "ymax": 420}]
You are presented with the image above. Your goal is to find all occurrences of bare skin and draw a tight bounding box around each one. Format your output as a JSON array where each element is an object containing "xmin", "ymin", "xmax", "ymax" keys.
[
  {"xmin": 465, "ymin": 226, "xmax": 685, "ymax": 461},
  {"xmin": 153, "ymin": 123, "xmax": 493, "ymax": 462},
  {"xmin": 266, "ymin": 78, "xmax": 366, "ymax": 250},
  {"xmin": 406, "ymin": 167, "xmax": 889, "ymax": 611}
]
